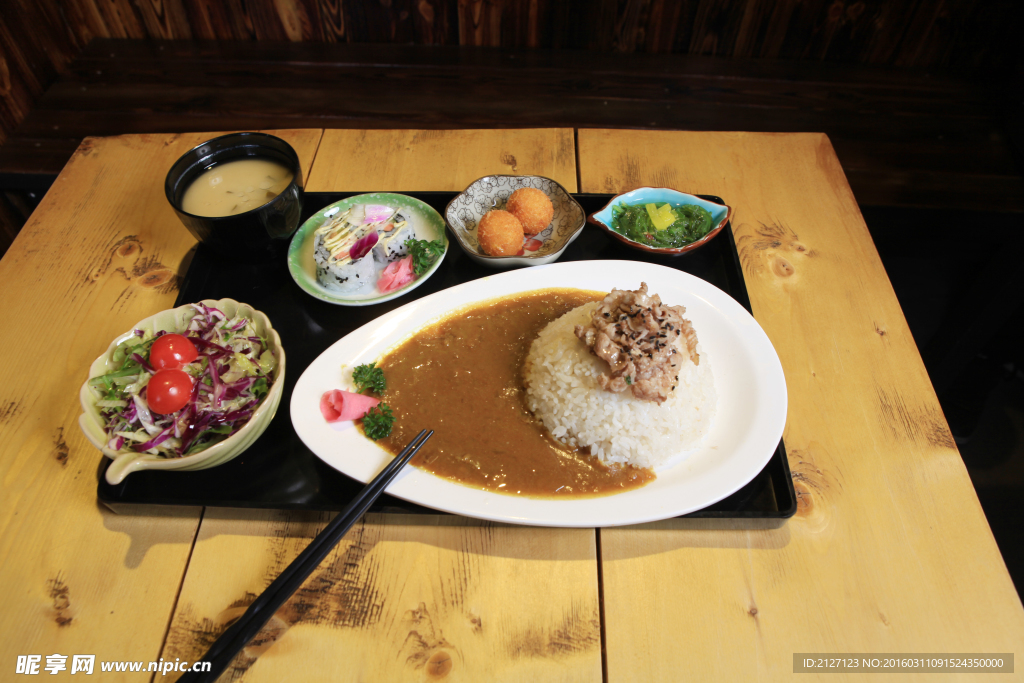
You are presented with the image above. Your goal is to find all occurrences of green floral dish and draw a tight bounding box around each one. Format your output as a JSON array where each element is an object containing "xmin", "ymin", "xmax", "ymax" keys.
[{"xmin": 287, "ymin": 193, "xmax": 448, "ymax": 306}]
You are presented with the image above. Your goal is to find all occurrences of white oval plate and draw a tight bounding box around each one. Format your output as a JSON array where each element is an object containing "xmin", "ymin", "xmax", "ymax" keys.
[{"xmin": 290, "ymin": 260, "xmax": 787, "ymax": 527}]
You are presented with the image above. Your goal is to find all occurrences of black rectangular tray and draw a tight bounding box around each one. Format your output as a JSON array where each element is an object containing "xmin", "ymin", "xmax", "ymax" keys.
[{"xmin": 98, "ymin": 192, "xmax": 796, "ymax": 528}]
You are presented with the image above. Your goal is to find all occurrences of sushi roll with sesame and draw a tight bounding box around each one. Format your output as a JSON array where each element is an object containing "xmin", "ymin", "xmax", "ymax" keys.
[
  {"xmin": 372, "ymin": 212, "xmax": 415, "ymax": 264},
  {"xmin": 313, "ymin": 207, "xmax": 387, "ymax": 293}
]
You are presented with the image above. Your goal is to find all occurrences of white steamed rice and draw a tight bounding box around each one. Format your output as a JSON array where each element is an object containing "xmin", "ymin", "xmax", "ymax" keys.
[{"xmin": 523, "ymin": 302, "xmax": 716, "ymax": 469}]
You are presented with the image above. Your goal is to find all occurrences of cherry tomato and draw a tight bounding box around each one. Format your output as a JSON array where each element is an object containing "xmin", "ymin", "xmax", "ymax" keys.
[
  {"xmin": 147, "ymin": 369, "xmax": 193, "ymax": 414},
  {"xmin": 150, "ymin": 333, "xmax": 198, "ymax": 370}
]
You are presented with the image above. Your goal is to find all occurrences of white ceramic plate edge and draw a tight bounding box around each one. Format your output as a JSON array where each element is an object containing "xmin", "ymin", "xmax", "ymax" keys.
[{"xmin": 290, "ymin": 260, "xmax": 787, "ymax": 527}]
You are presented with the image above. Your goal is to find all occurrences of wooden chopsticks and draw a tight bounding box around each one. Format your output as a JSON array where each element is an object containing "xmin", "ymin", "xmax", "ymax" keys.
[{"xmin": 178, "ymin": 429, "xmax": 433, "ymax": 682}]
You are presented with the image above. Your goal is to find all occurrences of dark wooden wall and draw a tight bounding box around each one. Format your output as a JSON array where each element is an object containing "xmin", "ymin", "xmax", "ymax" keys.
[{"xmin": 1, "ymin": 0, "xmax": 1021, "ymax": 145}]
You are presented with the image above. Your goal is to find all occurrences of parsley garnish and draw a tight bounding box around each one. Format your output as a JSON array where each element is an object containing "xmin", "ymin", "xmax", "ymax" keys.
[
  {"xmin": 625, "ymin": 375, "xmax": 632, "ymax": 385},
  {"xmin": 405, "ymin": 238, "xmax": 445, "ymax": 275},
  {"xmin": 352, "ymin": 362, "xmax": 386, "ymax": 395},
  {"xmin": 362, "ymin": 404, "xmax": 395, "ymax": 440}
]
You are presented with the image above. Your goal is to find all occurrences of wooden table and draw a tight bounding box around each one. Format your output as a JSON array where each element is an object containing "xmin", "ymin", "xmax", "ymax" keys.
[{"xmin": 1, "ymin": 128, "xmax": 1020, "ymax": 681}]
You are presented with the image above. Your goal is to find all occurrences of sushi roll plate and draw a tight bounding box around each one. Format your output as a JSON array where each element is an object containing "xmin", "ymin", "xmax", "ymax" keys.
[{"xmin": 287, "ymin": 193, "xmax": 448, "ymax": 306}]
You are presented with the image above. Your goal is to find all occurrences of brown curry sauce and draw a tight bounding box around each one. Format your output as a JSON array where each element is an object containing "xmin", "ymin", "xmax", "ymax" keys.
[{"xmin": 373, "ymin": 288, "xmax": 656, "ymax": 498}]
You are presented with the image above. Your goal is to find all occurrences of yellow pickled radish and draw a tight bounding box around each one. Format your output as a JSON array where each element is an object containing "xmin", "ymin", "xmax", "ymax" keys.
[
  {"xmin": 646, "ymin": 203, "xmax": 675, "ymax": 231},
  {"xmin": 657, "ymin": 203, "xmax": 675, "ymax": 224}
]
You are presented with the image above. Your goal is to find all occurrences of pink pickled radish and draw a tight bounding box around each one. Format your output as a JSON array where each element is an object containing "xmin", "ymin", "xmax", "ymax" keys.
[
  {"xmin": 378, "ymin": 255, "xmax": 415, "ymax": 293},
  {"xmin": 320, "ymin": 389, "xmax": 380, "ymax": 423}
]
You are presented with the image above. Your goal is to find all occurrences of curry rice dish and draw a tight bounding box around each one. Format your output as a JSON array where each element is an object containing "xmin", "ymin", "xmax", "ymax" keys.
[
  {"xmin": 526, "ymin": 283, "xmax": 716, "ymax": 469},
  {"xmin": 372, "ymin": 285, "xmax": 716, "ymax": 497}
]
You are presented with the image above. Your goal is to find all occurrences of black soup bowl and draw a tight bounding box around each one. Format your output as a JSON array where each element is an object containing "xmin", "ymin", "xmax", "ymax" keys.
[{"xmin": 165, "ymin": 132, "xmax": 304, "ymax": 261}]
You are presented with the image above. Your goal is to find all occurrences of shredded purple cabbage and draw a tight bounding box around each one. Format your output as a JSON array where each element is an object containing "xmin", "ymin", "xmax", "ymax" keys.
[
  {"xmin": 131, "ymin": 353, "xmax": 156, "ymax": 374},
  {"xmin": 93, "ymin": 302, "xmax": 276, "ymax": 458}
]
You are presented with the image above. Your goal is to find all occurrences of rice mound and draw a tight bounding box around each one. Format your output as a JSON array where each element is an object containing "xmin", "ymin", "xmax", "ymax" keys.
[{"xmin": 523, "ymin": 302, "xmax": 716, "ymax": 469}]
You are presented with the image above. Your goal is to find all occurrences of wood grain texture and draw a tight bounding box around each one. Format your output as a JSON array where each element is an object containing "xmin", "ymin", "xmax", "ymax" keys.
[
  {"xmin": 0, "ymin": 0, "xmax": 78, "ymax": 143},
  {"xmin": 0, "ymin": 129, "xmax": 320, "ymax": 676},
  {"xmin": 576, "ymin": 129, "xmax": 1024, "ymax": 680},
  {"xmin": 1, "ymin": 0, "xmax": 1021, "ymax": 144},
  {"xmin": 5, "ymin": 38, "xmax": 1020, "ymax": 216},
  {"xmin": 163, "ymin": 511, "xmax": 601, "ymax": 682},
  {"xmin": 306, "ymin": 128, "xmax": 577, "ymax": 192},
  {"xmin": 0, "ymin": 132, "xmax": 210, "ymax": 676}
]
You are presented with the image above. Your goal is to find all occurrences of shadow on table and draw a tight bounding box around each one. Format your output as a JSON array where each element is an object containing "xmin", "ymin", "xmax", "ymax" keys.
[
  {"xmin": 97, "ymin": 499, "xmax": 202, "ymax": 569},
  {"xmin": 101, "ymin": 501, "xmax": 792, "ymax": 571}
]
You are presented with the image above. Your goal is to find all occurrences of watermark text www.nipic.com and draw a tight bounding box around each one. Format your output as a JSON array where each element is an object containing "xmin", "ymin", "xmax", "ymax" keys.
[
  {"xmin": 15, "ymin": 655, "xmax": 212, "ymax": 675},
  {"xmin": 793, "ymin": 654, "xmax": 1014, "ymax": 673}
]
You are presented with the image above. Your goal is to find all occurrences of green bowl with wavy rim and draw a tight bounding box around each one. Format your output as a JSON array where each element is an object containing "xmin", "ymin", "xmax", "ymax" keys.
[
  {"xmin": 287, "ymin": 192, "xmax": 448, "ymax": 306},
  {"xmin": 79, "ymin": 298, "xmax": 285, "ymax": 484}
]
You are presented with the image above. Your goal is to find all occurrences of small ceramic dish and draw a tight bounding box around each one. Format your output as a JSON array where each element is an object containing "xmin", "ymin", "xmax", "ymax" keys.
[
  {"xmin": 79, "ymin": 299, "xmax": 285, "ymax": 485},
  {"xmin": 288, "ymin": 192, "xmax": 448, "ymax": 306},
  {"xmin": 445, "ymin": 175, "xmax": 585, "ymax": 268},
  {"xmin": 588, "ymin": 188, "xmax": 732, "ymax": 256}
]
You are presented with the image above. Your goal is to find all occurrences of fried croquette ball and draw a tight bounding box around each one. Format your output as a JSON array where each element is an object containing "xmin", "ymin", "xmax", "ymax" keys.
[
  {"xmin": 507, "ymin": 187, "xmax": 554, "ymax": 235},
  {"xmin": 477, "ymin": 210, "xmax": 524, "ymax": 256}
]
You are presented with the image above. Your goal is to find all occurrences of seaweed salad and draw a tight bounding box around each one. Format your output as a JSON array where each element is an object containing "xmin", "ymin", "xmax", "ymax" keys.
[{"xmin": 610, "ymin": 201, "xmax": 714, "ymax": 249}]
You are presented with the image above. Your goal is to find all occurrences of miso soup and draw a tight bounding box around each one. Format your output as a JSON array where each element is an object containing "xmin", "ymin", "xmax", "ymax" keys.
[{"xmin": 182, "ymin": 158, "xmax": 294, "ymax": 217}]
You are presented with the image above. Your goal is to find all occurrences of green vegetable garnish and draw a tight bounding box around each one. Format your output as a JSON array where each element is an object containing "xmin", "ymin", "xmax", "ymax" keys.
[
  {"xmin": 610, "ymin": 201, "xmax": 714, "ymax": 248},
  {"xmin": 183, "ymin": 424, "xmax": 233, "ymax": 455},
  {"xmin": 89, "ymin": 366, "xmax": 143, "ymax": 388},
  {"xmin": 251, "ymin": 377, "xmax": 269, "ymax": 399},
  {"xmin": 352, "ymin": 362, "xmax": 386, "ymax": 395},
  {"xmin": 362, "ymin": 404, "xmax": 395, "ymax": 440},
  {"xmin": 405, "ymin": 238, "xmax": 445, "ymax": 275}
]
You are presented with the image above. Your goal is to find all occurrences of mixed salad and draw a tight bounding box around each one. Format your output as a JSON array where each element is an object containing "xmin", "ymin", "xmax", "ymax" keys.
[{"xmin": 88, "ymin": 303, "xmax": 277, "ymax": 457}]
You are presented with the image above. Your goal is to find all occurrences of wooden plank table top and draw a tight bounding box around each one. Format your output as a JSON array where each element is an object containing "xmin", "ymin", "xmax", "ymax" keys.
[
  {"xmin": 0, "ymin": 127, "xmax": 1020, "ymax": 682},
  {"xmin": 577, "ymin": 130, "xmax": 1024, "ymax": 680}
]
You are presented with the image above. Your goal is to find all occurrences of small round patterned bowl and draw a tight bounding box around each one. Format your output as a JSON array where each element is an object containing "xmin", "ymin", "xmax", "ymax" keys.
[
  {"xmin": 79, "ymin": 298, "xmax": 285, "ymax": 485},
  {"xmin": 445, "ymin": 175, "xmax": 585, "ymax": 268}
]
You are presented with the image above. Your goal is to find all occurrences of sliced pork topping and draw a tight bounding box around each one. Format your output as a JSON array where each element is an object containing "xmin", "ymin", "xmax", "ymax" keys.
[{"xmin": 574, "ymin": 282, "xmax": 699, "ymax": 403}]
